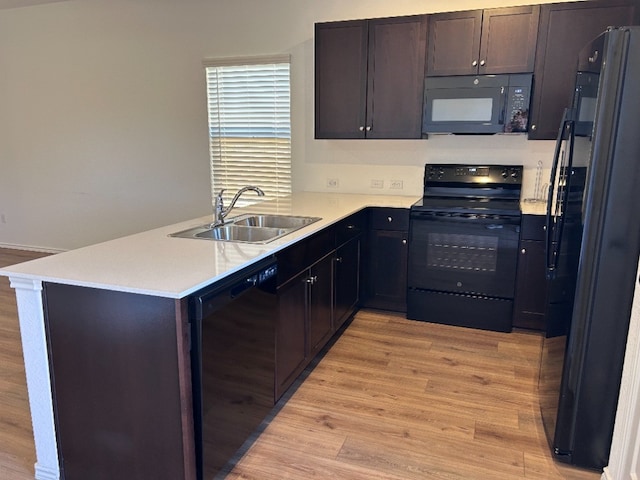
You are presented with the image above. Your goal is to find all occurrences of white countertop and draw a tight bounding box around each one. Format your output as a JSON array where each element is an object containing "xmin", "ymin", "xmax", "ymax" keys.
[
  {"xmin": 0, "ymin": 193, "xmax": 417, "ymax": 299},
  {"xmin": 520, "ymin": 200, "xmax": 548, "ymax": 216}
]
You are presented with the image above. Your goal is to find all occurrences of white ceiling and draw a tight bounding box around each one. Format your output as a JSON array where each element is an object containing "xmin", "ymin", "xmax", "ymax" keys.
[{"xmin": 0, "ymin": 0, "xmax": 68, "ymax": 9}]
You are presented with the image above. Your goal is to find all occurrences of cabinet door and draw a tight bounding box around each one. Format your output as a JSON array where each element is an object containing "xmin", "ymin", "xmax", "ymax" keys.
[
  {"xmin": 513, "ymin": 239, "xmax": 548, "ymax": 330},
  {"xmin": 315, "ymin": 20, "xmax": 368, "ymax": 139},
  {"xmin": 427, "ymin": 10, "xmax": 483, "ymax": 76},
  {"xmin": 528, "ymin": 0, "xmax": 638, "ymax": 140},
  {"xmin": 334, "ymin": 237, "xmax": 361, "ymax": 330},
  {"xmin": 366, "ymin": 15, "xmax": 427, "ymax": 139},
  {"xmin": 308, "ymin": 254, "xmax": 334, "ymax": 356},
  {"xmin": 275, "ymin": 272, "xmax": 307, "ymax": 400},
  {"xmin": 427, "ymin": 7, "xmax": 538, "ymax": 77},
  {"xmin": 365, "ymin": 229, "xmax": 408, "ymax": 312},
  {"xmin": 479, "ymin": 5, "xmax": 539, "ymax": 75}
]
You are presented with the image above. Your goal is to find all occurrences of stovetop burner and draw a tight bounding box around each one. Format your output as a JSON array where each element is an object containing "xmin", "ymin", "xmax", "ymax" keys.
[{"xmin": 412, "ymin": 164, "xmax": 523, "ymax": 216}]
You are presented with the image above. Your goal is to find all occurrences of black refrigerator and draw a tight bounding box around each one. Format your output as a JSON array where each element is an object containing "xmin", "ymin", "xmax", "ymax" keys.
[{"xmin": 539, "ymin": 26, "xmax": 640, "ymax": 471}]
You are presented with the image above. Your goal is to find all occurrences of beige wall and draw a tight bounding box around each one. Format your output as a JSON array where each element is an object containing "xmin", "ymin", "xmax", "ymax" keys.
[{"xmin": 0, "ymin": 0, "xmax": 567, "ymax": 250}]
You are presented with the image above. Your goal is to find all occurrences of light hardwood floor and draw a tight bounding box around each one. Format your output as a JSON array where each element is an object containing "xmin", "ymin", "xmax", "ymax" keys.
[{"xmin": 0, "ymin": 248, "xmax": 601, "ymax": 479}]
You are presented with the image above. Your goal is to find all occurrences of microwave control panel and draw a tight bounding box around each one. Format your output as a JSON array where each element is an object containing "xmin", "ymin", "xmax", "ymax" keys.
[{"xmin": 505, "ymin": 85, "xmax": 531, "ymax": 133}]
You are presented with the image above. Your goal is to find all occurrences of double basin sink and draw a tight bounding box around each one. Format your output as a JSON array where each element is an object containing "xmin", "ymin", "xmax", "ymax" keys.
[{"xmin": 169, "ymin": 214, "xmax": 322, "ymax": 244}]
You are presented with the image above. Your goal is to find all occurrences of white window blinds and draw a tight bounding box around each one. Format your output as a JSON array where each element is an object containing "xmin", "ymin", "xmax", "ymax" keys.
[{"xmin": 204, "ymin": 55, "xmax": 292, "ymax": 209}]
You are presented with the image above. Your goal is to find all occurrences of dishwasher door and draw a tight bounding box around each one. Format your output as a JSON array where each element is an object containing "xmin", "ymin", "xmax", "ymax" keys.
[{"xmin": 190, "ymin": 257, "xmax": 278, "ymax": 479}]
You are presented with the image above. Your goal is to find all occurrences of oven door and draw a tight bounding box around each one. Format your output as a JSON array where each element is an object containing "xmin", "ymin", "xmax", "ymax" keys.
[{"xmin": 408, "ymin": 211, "xmax": 520, "ymax": 298}]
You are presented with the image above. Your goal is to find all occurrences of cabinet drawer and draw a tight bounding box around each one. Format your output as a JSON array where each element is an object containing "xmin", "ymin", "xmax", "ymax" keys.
[
  {"xmin": 335, "ymin": 209, "xmax": 367, "ymax": 246},
  {"xmin": 520, "ymin": 215, "xmax": 546, "ymax": 241},
  {"xmin": 370, "ymin": 207, "xmax": 409, "ymax": 231}
]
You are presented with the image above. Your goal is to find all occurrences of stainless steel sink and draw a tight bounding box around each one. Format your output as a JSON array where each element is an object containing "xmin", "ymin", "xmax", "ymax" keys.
[
  {"xmin": 196, "ymin": 224, "xmax": 287, "ymax": 242},
  {"xmin": 233, "ymin": 214, "xmax": 320, "ymax": 229},
  {"xmin": 169, "ymin": 214, "xmax": 321, "ymax": 243}
]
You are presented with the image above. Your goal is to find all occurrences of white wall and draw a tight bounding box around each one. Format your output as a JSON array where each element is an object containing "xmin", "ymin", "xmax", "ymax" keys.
[{"xmin": 0, "ymin": 0, "xmax": 562, "ymax": 251}]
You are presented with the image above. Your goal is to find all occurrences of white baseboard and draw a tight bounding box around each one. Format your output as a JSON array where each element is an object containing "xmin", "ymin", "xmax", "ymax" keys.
[
  {"xmin": 0, "ymin": 243, "xmax": 66, "ymax": 254},
  {"xmin": 35, "ymin": 462, "xmax": 60, "ymax": 480}
]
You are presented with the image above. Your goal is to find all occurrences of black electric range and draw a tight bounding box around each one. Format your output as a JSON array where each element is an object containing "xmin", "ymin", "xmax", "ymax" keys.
[{"xmin": 407, "ymin": 164, "xmax": 523, "ymax": 332}]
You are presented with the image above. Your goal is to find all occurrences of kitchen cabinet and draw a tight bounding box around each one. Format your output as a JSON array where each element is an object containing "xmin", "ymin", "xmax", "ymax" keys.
[
  {"xmin": 43, "ymin": 283, "xmax": 195, "ymax": 480},
  {"xmin": 314, "ymin": 15, "xmax": 427, "ymax": 139},
  {"xmin": 275, "ymin": 268, "xmax": 307, "ymax": 401},
  {"xmin": 275, "ymin": 212, "xmax": 365, "ymax": 400},
  {"xmin": 334, "ymin": 237, "xmax": 361, "ymax": 330},
  {"xmin": 275, "ymin": 228, "xmax": 334, "ymax": 400},
  {"xmin": 426, "ymin": 5, "xmax": 539, "ymax": 76},
  {"xmin": 513, "ymin": 215, "xmax": 548, "ymax": 331},
  {"xmin": 308, "ymin": 254, "xmax": 334, "ymax": 357},
  {"xmin": 528, "ymin": 0, "xmax": 639, "ymax": 140},
  {"xmin": 333, "ymin": 212, "xmax": 366, "ymax": 330},
  {"xmin": 363, "ymin": 207, "xmax": 409, "ymax": 312}
]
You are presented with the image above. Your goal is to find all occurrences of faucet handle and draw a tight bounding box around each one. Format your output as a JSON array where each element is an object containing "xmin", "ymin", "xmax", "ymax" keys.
[{"xmin": 215, "ymin": 189, "xmax": 226, "ymax": 215}]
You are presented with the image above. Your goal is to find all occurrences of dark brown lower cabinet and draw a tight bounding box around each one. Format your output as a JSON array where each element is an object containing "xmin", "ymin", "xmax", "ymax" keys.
[
  {"xmin": 43, "ymin": 283, "xmax": 195, "ymax": 480},
  {"xmin": 275, "ymin": 269, "xmax": 309, "ymax": 401},
  {"xmin": 512, "ymin": 215, "xmax": 548, "ymax": 330},
  {"xmin": 275, "ymin": 215, "xmax": 363, "ymax": 400},
  {"xmin": 364, "ymin": 208, "xmax": 409, "ymax": 312},
  {"xmin": 308, "ymin": 254, "xmax": 334, "ymax": 357},
  {"xmin": 334, "ymin": 236, "xmax": 361, "ymax": 330}
]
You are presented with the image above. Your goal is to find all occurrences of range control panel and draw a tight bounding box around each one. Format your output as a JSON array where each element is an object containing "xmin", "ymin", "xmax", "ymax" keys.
[{"xmin": 424, "ymin": 164, "xmax": 523, "ymax": 185}]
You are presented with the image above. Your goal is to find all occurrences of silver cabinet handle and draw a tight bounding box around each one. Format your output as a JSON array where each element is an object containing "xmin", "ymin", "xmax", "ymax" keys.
[
  {"xmin": 402, "ymin": 239, "xmax": 407, "ymax": 245},
  {"xmin": 365, "ymin": 126, "xmax": 372, "ymax": 131},
  {"xmin": 359, "ymin": 126, "xmax": 365, "ymax": 132},
  {"xmin": 531, "ymin": 124, "xmax": 537, "ymax": 131},
  {"xmin": 472, "ymin": 60, "xmax": 478, "ymax": 67},
  {"xmin": 480, "ymin": 59, "xmax": 485, "ymax": 66},
  {"xmin": 387, "ymin": 216, "xmax": 393, "ymax": 222},
  {"xmin": 521, "ymin": 248, "xmax": 526, "ymax": 254},
  {"xmin": 305, "ymin": 275, "xmax": 318, "ymax": 285},
  {"xmin": 335, "ymin": 257, "xmax": 343, "ymax": 263}
]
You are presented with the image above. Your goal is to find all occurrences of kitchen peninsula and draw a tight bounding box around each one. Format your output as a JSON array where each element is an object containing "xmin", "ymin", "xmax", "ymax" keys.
[{"xmin": 0, "ymin": 192, "xmax": 416, "ymax": 480}]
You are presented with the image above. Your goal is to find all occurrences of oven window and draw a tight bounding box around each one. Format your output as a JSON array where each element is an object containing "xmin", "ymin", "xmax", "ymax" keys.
[
  {"xmin": 431, "ymin": 98, "xmax": 493, "ymax": 122},
  {"xmin": 426, "ymin": 233, "xmax": 498, "ymax": 272}
]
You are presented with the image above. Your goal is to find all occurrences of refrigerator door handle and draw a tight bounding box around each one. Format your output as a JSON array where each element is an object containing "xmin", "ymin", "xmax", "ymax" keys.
[
  {"xmin": 551, "ymin": 118, "xmax": 576, "ymax": 274},
  {"xmin": 546, "ymin": 108, "xmax": 573, "ymax": 277}
]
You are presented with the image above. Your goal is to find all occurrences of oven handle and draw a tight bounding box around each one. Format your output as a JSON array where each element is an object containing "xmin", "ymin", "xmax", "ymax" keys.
[{"xmin": 410, "ymin": 211, "xmax": 521, "ymax": 226}]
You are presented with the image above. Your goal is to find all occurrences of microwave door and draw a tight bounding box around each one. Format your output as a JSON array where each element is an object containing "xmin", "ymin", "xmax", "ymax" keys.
[{"xmin": 423, "ymin": 86, "xmax": 505, "ymax": 134}]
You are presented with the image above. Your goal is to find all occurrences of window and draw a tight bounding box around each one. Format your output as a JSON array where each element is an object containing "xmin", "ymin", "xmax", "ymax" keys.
[{"xmin": 203, "ymin": 55, "xmax": 292, "ymax": 209}]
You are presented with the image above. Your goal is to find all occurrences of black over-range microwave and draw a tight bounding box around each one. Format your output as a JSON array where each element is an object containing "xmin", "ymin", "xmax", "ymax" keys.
[{"xmin": 422, "ymin": 73, "xmax": 533, "ymax": 135}]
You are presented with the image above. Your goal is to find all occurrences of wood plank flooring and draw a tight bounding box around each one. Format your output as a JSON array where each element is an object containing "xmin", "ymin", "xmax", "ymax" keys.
[
  {"xmin": 226, "ymin": 311, "xmax": 601, "ymax": 480},
  {"xmin": 0, "ymin": 248, "xmax": 601, "ymax": 479}
]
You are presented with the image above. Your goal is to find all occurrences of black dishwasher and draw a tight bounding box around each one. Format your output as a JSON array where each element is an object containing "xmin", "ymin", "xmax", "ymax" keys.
[{"xmin": 190, "ymin": 256, "xmax": 278, "ymax": 479}]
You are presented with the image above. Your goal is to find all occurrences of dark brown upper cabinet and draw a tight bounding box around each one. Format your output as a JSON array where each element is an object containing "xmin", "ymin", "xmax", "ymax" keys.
[
  {"xmin": 427, "ymin": 5, "xmax": 540, "ymax": 77},
  {"xmin": 528, "ymin": 0, "xmax": 639, "ymax": 140},
  {"xmin": 315, "ymin": 15, "xmax": 427, "ymax": 139}
]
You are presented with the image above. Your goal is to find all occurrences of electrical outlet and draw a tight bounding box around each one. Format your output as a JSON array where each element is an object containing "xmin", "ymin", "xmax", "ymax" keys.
[
  {"xmin": 390, "ymin": 180, "xmax": 404, "ymax": 190},
  {"xmin": 0, "ymin": 214, "xmax": 6, "ymax": 224},
  {"xmin": 326, "ymin": 178, "xmax": 339, "ymax": 189},
  {"xmin": 370, "ymin": 179, "xmax": 384, "ymax": 189}
]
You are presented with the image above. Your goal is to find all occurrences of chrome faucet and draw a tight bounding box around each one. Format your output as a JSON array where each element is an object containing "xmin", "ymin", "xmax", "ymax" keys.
[{"xmin": 214, "ymin": 186, "xmax": 265, "ymax": 225}]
